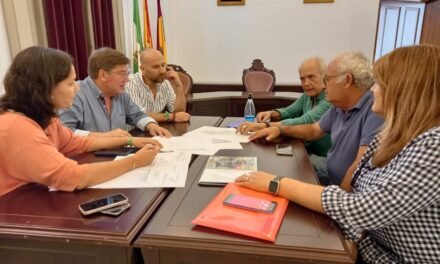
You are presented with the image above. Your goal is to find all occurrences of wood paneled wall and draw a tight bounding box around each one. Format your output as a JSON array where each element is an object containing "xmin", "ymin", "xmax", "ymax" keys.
[{"xmin": 421, "ymin": 0, "xmax": 440, "ymax": 46}]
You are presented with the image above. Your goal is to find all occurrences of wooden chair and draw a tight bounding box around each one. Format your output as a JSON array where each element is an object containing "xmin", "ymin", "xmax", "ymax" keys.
[
  {"xmin": 242, "ymin": 59, "xmax": 276, "ymax": 93},
  {"xmin": 168, "ymin": 64, "xmax": 193, "ymax": 95}
]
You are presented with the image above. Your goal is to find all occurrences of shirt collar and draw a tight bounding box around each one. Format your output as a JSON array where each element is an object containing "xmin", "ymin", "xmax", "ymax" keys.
[
  {"xmin": 316, "ymin": 90, "xmax": 326, "ymax": 102},
  {"xmin": 85, "ymin": 76, "xmax": 118, "ymax": 99},
  {"xmin": 135, "ymin": 72, "xmax": 151, "ymax": 90},
  {"xmin": 337, "ymin": 90, "xmax": 372, "ymax": 114},
  {"xmin": 351, "ymin": 90, "xmax": 372, "ymax": 111}
]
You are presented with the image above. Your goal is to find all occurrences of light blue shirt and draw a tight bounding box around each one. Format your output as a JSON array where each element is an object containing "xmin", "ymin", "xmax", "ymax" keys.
[{"xmin": 59, "ymin": 77, "xmax": 156, "ymax": 136}]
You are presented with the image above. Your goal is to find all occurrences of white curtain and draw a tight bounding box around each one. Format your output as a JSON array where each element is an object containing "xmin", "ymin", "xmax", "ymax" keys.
[{"xmin": 0, "ymin": 2, "xmax": 11, "ymax": 95}]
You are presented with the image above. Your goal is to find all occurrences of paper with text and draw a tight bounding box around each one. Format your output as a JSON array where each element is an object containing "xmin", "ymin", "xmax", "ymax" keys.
[
  {"xmin": 90, "ymin": 151, "xmax": 192, "ymax": 188},
  {"xmin": 183, "ymin": 126, "xmax": 250, "ymax": 143}
]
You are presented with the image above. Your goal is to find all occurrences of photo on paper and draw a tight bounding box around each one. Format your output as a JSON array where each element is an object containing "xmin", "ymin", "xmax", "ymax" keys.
[
  {"xmin": 199, "ymin": 156, "xmax": 258, "ymax": 186},
  {"xmin": 206, "ymin": 156, "xmax": 257, "ymax": 170}
]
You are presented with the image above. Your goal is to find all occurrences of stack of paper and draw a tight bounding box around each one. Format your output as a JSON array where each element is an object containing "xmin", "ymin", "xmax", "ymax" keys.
[{"xmin": 153, "ymin": 126, "xmax": 250, "ymax": 156}]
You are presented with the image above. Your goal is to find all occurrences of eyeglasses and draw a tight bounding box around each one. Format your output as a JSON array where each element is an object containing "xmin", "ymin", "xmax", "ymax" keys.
[
  {"xmin": 323, "ymin": 73, "xmax": 346, "ymax": 84},
  {"xmin": 108, "ymin": 70, "xmax": 131, "ymax": 77}
]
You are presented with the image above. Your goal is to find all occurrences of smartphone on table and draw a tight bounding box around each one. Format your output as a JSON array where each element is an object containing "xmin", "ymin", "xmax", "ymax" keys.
[
  {"xmin": 223, "ymin": 194, "xmax": 277, "ymax": 214},
  {"xmin": 100, "ymin": 203, "xmax": 131, "ymax": 216},
  {"xmin": 79, "ymin": 193, "xmax": 129, "ymax": 216},
  {"xmin": 276, "ymin": 144, "xmax": 293, "ymax": 156}
]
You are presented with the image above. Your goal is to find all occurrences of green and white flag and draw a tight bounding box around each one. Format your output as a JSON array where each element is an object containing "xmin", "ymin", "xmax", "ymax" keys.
[{"xmin": 132, "ymin": 0, "xmax": 143, "ymax": 73}]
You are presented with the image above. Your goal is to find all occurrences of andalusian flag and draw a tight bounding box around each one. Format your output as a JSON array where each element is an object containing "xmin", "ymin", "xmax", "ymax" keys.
[
  {"xmin": 156, "ymin": 0, "xmax": 167, "ymax": 62},
  {"xmin": 132, "ymin": 0, "xmax": 143, "ymax": 72},
  {"xmin": 143, "ymin": 0, "xmax": 153, "ymax": 49}
]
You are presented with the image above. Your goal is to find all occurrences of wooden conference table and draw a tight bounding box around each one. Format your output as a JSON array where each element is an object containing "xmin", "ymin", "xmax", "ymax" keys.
[
  {"xmin": 135, "ymin": 117, "xmax": 355, "ymax": 264},
  {"xmin": 0, "ymin": 116, "xmax": 222, "ymax": 264}
]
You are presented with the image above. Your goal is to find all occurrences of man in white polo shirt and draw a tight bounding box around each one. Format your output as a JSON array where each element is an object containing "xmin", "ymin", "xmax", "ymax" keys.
[{"xmin": 126, "ymin": 48, "xmax": 190, "ymax": 123}]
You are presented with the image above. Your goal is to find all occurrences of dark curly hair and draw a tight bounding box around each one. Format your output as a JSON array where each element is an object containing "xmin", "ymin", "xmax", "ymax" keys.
[{"xmin": 0, "ymin": 46, "xmax": 72, "ymax": 129}]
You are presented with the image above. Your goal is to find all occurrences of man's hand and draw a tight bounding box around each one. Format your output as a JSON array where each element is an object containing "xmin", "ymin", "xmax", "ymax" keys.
[
  {"xmin": 256, "ymin": 111, "xmax": 272, "ymax": 123},
  {"xmin": 146, "ymin": 123, "xmax": 172, "ymax": 137},
  {"xmin": 174, "ymin": 112, "xmax": 191, "ymax": 122},
  {"xmin": 237, "ymin": 122, "xmax": 265, "ymax": 134},
  {"xmin": 248, "ymin": 126, "xmax": 281, "ymax": 142},
  {"xmin": 165, "ymin": 67, "xmax": 183, "ymax": 89}
]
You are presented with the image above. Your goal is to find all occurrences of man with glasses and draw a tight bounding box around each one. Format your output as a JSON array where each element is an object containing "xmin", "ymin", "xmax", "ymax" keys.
[
  {"xmin": 238, "ymin": 57, "xmax": 332, "ymax": 177},
  {"xmin": 60, "ymin": 47, "xmax": 171, "ymax": 137},
  {"xmin": 126, "ymin": 48, "xmax": 190, "ymax": 123},
  {"xmin": 246, "ymin": 51, "xmax": 383, "ymax": 190}
]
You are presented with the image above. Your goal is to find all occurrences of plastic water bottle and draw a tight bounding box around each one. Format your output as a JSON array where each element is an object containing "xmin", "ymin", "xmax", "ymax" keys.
[{"xmin": 244, "ymin": 94, "xmax": 256, "ymax": 122}]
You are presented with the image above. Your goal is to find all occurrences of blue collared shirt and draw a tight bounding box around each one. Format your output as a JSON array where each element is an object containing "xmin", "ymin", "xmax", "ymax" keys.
[
  {"xmin": 319, "ymin": 91, "xmax": 384, "ymax": 185},
  {"xmin": 59, "ymin": 77, "xmax": 156, "ymax": 136}
]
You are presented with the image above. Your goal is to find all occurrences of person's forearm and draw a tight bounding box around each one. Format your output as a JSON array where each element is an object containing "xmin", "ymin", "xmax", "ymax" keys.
[
  {"xmin": 87, "ymin": 137, "xmax": 130, "ymax": 151},
  {"xmin": 270, "ymin": 110, "xmax": 282, "ymax": 121},
  {"xmin": 339, "ymin": 146, "xmax": 368, "ymax": 192},
  {"xmin": 88, "ymin": 131, "xmax": 108, "ymax": 137},
  {"xmin": 282, "ymin": 124, "xmax": 323, "ymax": 141},
  {"xmin": 340, "ymin": 165, "xmax": 356, "ymax": 192},
  {"xmin": 278, "ymin": 178, "xmax": 325, "ymax": 214},
  {"xmin": 173, "ymin": 88, "xmax": 186, "ymax": 112},
  {"xmin": 77, "ymin": 156, "xmax": 136, "ymax": 189},
  {"xmin": 146, "ymin": 112, "xmax": 167, "ymax": 122}
]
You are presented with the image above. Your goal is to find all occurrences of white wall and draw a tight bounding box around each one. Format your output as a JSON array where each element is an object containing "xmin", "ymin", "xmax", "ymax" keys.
[
  {"xmin": 0, "ymin": 3, "xmax": 11, "ymax": 95},
  {"xmin": 160, "ymin": 0, "xmax": 380, "ymax": 84}
]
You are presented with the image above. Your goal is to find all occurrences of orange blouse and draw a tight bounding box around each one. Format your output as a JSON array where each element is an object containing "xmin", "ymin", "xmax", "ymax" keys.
[{"xmin": 0, "ymin": 112, "xmax": 93, "ymax": 196}]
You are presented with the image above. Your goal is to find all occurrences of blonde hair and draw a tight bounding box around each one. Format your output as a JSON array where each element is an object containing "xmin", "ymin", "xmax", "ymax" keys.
[{"xmin": 373, "ymin": 45, "xmax": 440, "ymax": 166}]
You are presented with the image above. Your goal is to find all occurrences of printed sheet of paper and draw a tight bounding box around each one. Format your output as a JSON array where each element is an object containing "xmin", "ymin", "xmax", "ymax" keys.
[
  {"xmin": 183, "ymin": 126, "xmax": 251, "ymax": 143},
  {"xmin": 153, "ymin": 135, "xmax": 242, "ymax": 156},
  {"xmin": 199, "ymin": 156, "xmax": 257, "ymax": 185},
  {"xmin": 90, "ymin": 151, "xmax": 192, "ymax": 188}
]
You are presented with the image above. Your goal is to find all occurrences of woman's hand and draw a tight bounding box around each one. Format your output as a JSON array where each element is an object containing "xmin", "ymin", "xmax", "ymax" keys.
[
  {"xmin": 131, "ymin": 137, "xmax": 163, "ymax": 149},
  {"xmin": 235, "ymin": 171, "xmax": 276, "ymax": 193},
  {"xmin": 132, "ymin": 144, "xmax": 161, "ymax": 168}
]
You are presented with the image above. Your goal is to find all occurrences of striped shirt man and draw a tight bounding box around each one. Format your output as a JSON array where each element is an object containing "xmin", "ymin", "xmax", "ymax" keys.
[{"xmin": 126, "ymin": 72, "xmax": 176, "ymax": 113}]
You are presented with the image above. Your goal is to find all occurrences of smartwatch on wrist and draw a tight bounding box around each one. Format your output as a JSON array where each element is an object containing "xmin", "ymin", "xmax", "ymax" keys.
[{"xmin": 268, "ymin": 176, "xmax": 284, "ymax": 195}]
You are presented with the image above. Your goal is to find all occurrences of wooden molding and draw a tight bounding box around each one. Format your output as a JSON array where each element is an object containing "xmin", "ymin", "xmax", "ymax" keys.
[
  {"xmin": 217, "ymin": 0, "xmax": 245, "ymax": 6},
  {"xmin": 192, "ymin": 83, "xmax": 303, "ymax": 93}
]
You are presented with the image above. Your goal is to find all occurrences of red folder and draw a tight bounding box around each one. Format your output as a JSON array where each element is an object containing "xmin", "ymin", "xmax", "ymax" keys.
[{"xmin": 192, "ymin": 183, "xmax": 288, "ymax": 242}]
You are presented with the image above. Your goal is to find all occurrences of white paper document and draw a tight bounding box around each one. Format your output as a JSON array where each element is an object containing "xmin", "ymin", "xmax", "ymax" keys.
[
  {"xmin": 183, "ymin": 126, "xmax": 250, "ymax": 143},
  {"xmin": 199, "ymin": 156, "xmax": 257, "ymax": 185},
  {"xmin": 90, "ymin": 151, "xmax": 192, "ymax": 189},
  {"xmin": 153, "ymin": 134, "xmax": 243, "ymax": 156}
]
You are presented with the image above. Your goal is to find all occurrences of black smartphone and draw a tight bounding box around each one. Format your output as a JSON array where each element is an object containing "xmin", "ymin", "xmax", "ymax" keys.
[
  {"xmin": 94, "ymin": 148, "xmax": 138, "ymax": 157},
  {"xmin": 79, "ymin": 193, "xmax": 129, "ymax": 216},
  {"xmin": 276, "ymin": 144, "xmax": 293, "ymax": 156},
  {"xmin": 223, "ymin": 194, "xmax": 277, "ymax": 214},
  {"xmin": 100, "ymin": 203, "xmax": 131, "ymax": 216}
]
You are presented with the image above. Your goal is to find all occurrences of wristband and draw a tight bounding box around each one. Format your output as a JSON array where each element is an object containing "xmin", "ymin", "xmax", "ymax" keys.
[
  {"xmin": 170, "ymin": 112, "xmax": 175, "ymax": 122},
  {"xmin": 275, "ymin": 124, "xmax": 284, "ymax": 136},
  {"xmin": 164, "ymin": 111, "xmax": 170, "ymax": 122},
  {"xmin": 127, "ymin": 137, "xmax": 133, "ymax": 146}
]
